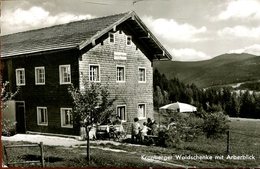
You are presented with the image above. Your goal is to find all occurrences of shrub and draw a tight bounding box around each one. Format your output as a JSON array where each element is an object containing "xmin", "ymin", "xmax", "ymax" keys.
[
  {"xmin": 2, "ymin": 119, "xmax": 16, "ymax": 136},
  {"xmin": 183, "ymin": 115, "xmax": 204, "ymax": 141},
  {"xmin": 157, "ymin": 111, "xmax": 230, "ymax": 147},
  {"xmin": 202, "ymin": 111, "xmax": 230, "ymax": 138},
  {"xmin": 157, "ymin": 112, "xmax": 204, "ymax": 148}
]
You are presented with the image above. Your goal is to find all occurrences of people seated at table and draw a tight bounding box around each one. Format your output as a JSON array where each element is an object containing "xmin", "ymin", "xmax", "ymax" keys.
[{"xmin": 111, "ymin": 115, "xmax": 124, "ymax": 132}]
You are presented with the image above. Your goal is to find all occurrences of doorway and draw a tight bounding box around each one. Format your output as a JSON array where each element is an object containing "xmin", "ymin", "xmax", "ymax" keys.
[{"xmin": 15, "ymin": 102, "xmax": 26, "ymax": 133}]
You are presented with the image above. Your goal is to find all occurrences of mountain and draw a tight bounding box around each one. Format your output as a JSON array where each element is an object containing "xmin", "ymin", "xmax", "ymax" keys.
[{"xmin": 153, "ymin": 53, "xmax": 260, "ymax": 88}]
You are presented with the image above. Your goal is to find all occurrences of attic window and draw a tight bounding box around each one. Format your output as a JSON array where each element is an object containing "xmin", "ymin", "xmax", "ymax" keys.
[
  {"xmin": 109, "ymin": 32, "xmax": 115, "ymax": 43},
  {"xmin": 119, "ymin": 30, "xmax": 122, "ymax": 34},
  {"xmin": 126, "ymin": 35, "xmax": 132, "ymax": 46}
]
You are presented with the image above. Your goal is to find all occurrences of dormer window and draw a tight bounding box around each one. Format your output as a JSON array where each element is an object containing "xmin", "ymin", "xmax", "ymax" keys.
[{"xmin": 109, "ymin": 33, "xmax": 115, "ymax": 43}]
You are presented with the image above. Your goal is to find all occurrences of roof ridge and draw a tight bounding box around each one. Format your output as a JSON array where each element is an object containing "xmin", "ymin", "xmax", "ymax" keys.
[{"xmin": 1, "ymin": 11, "xmax": 131, "ymax": 37}]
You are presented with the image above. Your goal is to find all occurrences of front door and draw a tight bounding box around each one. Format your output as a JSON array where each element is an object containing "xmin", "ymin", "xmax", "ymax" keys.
[{"xmin": 15, "ymin": 102, "xmax": 26, "ymax": 133}]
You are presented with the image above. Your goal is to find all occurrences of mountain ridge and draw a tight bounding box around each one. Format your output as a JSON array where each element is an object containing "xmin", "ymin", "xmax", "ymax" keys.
[{"xmin": 153, "ymin": 53, "xmax": 260, "ymax": 88}]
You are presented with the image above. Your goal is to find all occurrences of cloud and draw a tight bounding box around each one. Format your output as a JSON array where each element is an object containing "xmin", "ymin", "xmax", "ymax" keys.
[
  {"xmin": 229, "ymin": 44, "xmax": 260, "ymax": 56},
  {"xmin": 214, "ymin": 0, "xmax": 260, "ymax": 21},
  {"xmin": 142, "ymin": 16, "xmax": 207, "ymax": 43},
  {"xmin": 1, "ymin": 6, "xmax": 94, "ymax": 35},
  {"xmin": 218, "ymin": 25, "xmax": 260, "ymax": 39},
  {"xmin": 171, "ymin": 48, "xmax": 211, "ymax": 61}
]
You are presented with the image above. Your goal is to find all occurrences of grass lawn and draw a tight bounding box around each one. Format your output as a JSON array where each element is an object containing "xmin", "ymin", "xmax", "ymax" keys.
[
  {"xmin": 2, "ymin": 141, "xmax": 172, "ymax": 168},
  {"xmin": 2, "ymin": 118, "xmax": 259, "ymax": 168}
]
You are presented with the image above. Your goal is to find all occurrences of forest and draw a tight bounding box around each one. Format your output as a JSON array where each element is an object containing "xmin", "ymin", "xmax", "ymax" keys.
[{"xmin": 153, "ymin": 69, "xmax": 260, "ymax": 119}]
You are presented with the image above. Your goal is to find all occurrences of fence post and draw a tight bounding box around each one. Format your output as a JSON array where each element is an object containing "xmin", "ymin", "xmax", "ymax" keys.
[
  {"xmin": 226, "ymin": 130, "xmax": 230, "ymax": 154},
  {"xmin": 3, "ymin": 146, "xmax": 9, "ymax": 167},
  {"xmin": 39, "ymin": 142, "xmax": 45, "ymax": 167}
]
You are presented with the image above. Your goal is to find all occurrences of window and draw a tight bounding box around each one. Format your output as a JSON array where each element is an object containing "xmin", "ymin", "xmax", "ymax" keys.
[
  {"xmin": 117, "ymin": 105, "xmax": 126, "ymax": 121},
  {"xmin": 138, "ymin": 104, "xmax": 146, "ymax": 119},
  {"xmin": 61, "ymin": 108, "xmax": 73, "ymax": 128},
  {"xmin": 35, "ymin": 67, "xmax": 45, "ymax": 85},
  {"xmin": 16, "ymin": 68, "xmax": 25, "ymax": 86},
  {"xmin": 116, "ymin": 66, "xmax": 125, "ymax": 82},
  {"xmin": 138, "ymin": 67, "xmax": 146, "ymax": 83},
  {"xmin": 89, "ymin": 64, "xmax": 100, "ymax": 82},
  {"xmin": 126, "ymin": 35, "xmax": 132, "ymax": 46},
  {"xmin": 37, "ymin": 107, "xmax": 48, "ymax": 126},
  {"xmin": 59, "ymin": 65, "xmax": 71, "ymax": 84},
  {"xmin": 109, "ymin": 32, "xmax": 115, "ymax": 43}
]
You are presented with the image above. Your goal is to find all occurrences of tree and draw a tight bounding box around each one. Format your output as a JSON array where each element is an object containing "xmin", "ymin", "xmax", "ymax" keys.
[
  {"xmin": 240, "ymin": 90, "xmax": 255, "ymax": 118},
  {"xmin": 202, "ymin": 111, "xmax": 230, "ymax": 138},
  {"xmin": 68, "ymin": 80, "xmax": 116, "ymax": 127},
  {"xmin": 255, "ymin": 95, "xmax": 260, "ymax": 119},
  {"xmin": 1, "ymin": 81, "xmax": 19, "ymax": 111},
  {"xmin": 1, "ymin": 81, "xmax": 20, "ymax": 136},
  {"xmin": 225, "ymin": 93, "xmax": 240, "ymax": 117},
  {"xmin": 68, "ymin": 80, "xmax": 116, "ymax": 163},
  {"xmin": 153, "ymin": 86, "xmax": 164, "ymax": 109}
]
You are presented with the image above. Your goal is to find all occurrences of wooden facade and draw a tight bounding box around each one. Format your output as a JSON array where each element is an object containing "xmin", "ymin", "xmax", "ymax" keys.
[{"xmin": 1, "ymin": 11, "xmax": 172, "ymax": 136}]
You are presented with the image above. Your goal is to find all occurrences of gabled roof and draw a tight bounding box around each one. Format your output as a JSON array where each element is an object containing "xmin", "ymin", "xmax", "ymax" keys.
[{"xmin": 1, "ymin": 11, "xmax": 172, "ymax": 60}]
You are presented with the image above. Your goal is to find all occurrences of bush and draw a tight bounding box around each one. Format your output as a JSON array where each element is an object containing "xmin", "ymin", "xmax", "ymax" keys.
[
  {"xmin": 202, "ymin": 111, "xmax": 230, "ymax": 138},
  {"xmin": 184, "ymin": 115, "xmax": 204, "ymax": 141},
  {"xmin": 157, "ymin": 112, "xmax": 204, "ymax": 148},
  {"xmin": 157, "ymin": 111, "xmax": 230, "ymax": 147},
  {"xmin": 2, "ymin": 119, "xmax": 16, "ymax": 136}
]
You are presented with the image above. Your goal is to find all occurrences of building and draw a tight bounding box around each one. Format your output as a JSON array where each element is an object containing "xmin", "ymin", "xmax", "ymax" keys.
[{"xmin": 1, "ymin": 11, "xmax": 172, "ymax": 136}]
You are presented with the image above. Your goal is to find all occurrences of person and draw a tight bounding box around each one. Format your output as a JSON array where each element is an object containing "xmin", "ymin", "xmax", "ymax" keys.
[
  {"xmin": 151, "ymin": 120, "xmax": 158, "ymax": 136},
  {"xmin": 147, "ymin": 118, "xmax": 153, "ymax": 135},
  {"xmin": 102, "ymin": 117, "xmax": 112, "ymax": 125},
  {"xmin": 167, "ymin": 118, "xmax": 177, "ymax": 130},
  {"xmin": 112, "ymin": 115, "xmax": 124, "ymax": 135},
  {"xmin": 131, "ymin": 117, "xmax": 141, "ymax": 143},
  {"xmin": 79, "ymin": 121, "xmax": 87, "ymax": 141},
  {"xmin": 141, "ymin": 122, "xmax": 151, "ymax": 142},
  {"xmin": 113, "ymin": 115, "xmax": 122, "ymax": 125}
]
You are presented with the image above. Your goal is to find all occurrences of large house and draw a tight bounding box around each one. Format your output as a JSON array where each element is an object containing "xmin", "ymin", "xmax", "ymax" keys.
[{"xmin": 1, "ymin": 11, "xmax": 172, "ymax": 136}]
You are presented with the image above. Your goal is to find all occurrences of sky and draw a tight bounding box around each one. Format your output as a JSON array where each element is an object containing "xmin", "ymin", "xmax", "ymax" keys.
[{"xmin": 1, "ymin": 0, "xmax": 260, "ymax": 61}]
